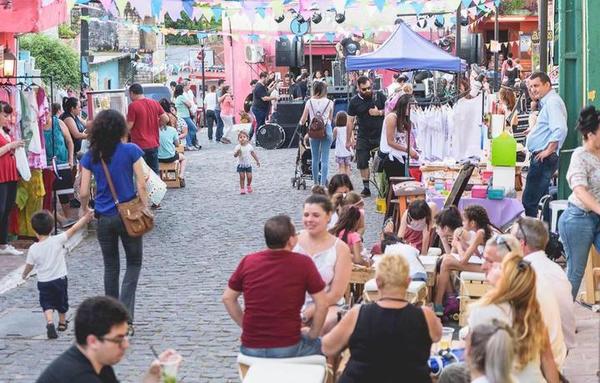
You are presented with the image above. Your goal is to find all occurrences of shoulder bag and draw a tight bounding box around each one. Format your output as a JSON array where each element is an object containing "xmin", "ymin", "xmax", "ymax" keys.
[{"xmin": 101, "ymin": 159, "xmax": 154, "ymax": 237}]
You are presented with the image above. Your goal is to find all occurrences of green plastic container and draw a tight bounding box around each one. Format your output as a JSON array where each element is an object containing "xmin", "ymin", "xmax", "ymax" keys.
[{"xmin": 491, "ymin": 132, "xmax": 517, "ymax": 167}]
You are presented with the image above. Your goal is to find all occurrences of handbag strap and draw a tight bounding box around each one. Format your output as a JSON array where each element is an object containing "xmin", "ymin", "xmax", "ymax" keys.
[{"xmin": 100, "ymin": 159, "xmax": 120, "ymax": 206}]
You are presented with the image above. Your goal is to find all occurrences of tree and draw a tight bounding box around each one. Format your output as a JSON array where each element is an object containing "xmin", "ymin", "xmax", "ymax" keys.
[
  {"xmin": 163, "ymin": 12, "xmax": 221, "ymax": 45},
  {"xmin": 19, "ymin": 34, "xmax": 80, "ymax": 89}
]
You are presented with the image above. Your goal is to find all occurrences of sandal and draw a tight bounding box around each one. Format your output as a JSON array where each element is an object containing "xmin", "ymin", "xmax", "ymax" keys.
[{"xmin": 57, "ymin": 321, "xmax": 68, "ymax": 332}]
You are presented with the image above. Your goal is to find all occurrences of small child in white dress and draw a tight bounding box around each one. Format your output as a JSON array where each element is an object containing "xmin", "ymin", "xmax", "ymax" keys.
[
  {"xmin": 332, "ymin": 111, "xmax": 352, "ymax": 175},
  {"xmin": 234, "ymin": 130, "xmax": 260, "ymax": 194}
]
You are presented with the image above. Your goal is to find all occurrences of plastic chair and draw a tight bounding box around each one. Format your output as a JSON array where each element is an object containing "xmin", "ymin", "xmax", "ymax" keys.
[{"xmin": 237, "ymin": 353, "xmax": 327, "ymax": 382}]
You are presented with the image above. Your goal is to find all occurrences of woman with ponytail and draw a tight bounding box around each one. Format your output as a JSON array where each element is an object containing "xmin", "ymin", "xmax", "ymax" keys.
[
  {"xmin": 0, "ymin": 102, "xmax": 23, "ymax": 255},
  {"xmin": 558, "ymin": 105, "xmax": 600, "ymax": 299},
  {"xmin": 467, "ymin": 320, "xmax": 516, "ymax": 383},
  {"xmin": 468, "ymin": 252, "xmax": 559, "ymax": 382},
  {"xmin": 330, "ymin": 204, "xmax": 369, "ymax": 266}
]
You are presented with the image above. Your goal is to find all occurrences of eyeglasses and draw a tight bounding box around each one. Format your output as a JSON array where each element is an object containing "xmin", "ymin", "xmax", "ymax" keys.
[
  {"xmin": 495, "ymin": 235, "xmax": 512, "ymax": 253},
  {"xmin": 360, "ymin": 87, "xmax": 372, "ymax": 92},
  {"xmin": 516, "ymin": 219, "xmax": 528, "ymax": 244},
  {"xmin": 99, "ymin": 327, "xmax": 133, "ymax": 346}
]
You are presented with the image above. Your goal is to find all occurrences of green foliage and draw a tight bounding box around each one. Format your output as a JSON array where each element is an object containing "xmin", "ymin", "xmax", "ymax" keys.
[
  {"xmin": 19, "ymin": 34, "xmax": 80, "ymax": 89},
  {"xmin": 58, "ymin": 23, "xmax": 78, "ymax": 39},
  {"xmin": 163, "ymin": 12, "xmax": 221, "ymax": 45},
  {"xmin": 500, "ymin": 0, "xmax": 527, "ymax": 14}
]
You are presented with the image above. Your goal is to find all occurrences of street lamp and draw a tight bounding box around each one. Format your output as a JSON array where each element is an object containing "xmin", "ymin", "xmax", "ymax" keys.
[{"xmin": 2, "ymin": 50, "xmax": 16, "ymax": 77}]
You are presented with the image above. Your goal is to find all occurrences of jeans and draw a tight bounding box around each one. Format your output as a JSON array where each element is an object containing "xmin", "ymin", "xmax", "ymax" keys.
[
  {"xmin": 183, "ymin": 117, "xmax": 198, "ymax": 147},
  {"xmin": 240, "ymin": 335, "xmax": 323, "ymax": 358},
  {"xmin": 309, "ymin": 125, "xmax": 333, "ymax": 185},
  {"xmin": 143, "ymin": 147, "xmax": 159, "ymax": 175},
  {"xmin": 215, "ymin": 109, "xmax": 224, "ymax": 141},
  {"xmin": 251, "ymin": 106, "xmax": 268, "ymax": 141},
  {"xmin": 558, "ymin": 204, "xmax": 600, "ymax": 300},
  {"xmin": 205, "ymin": 110, "xmax": 217, "ymax": 140},
  {"xmin": 97, "ymin": 214, "xmax": 144, "ymax": 319},
  {"xmin": 522, "ymin": 152, "xmax": 559, "ymax": 217},
  {"xmin": 0, "ymin": 181, "xmax": 17, "ymax": 245}
]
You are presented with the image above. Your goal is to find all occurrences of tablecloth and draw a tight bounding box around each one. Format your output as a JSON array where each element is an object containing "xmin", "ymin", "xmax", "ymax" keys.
[{"xmin": 429, "ymin": 196, "xmax": 524, "ymax": 229}]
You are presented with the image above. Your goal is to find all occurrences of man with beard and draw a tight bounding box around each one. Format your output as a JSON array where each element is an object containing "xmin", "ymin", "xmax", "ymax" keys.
[{"xmin": 346, "ymin": 76, "xmax": 386, "ymax": 197}]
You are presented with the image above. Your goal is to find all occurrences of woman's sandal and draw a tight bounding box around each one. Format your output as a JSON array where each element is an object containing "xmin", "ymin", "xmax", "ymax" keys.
[{"xmin": 57, "ymin": 321, "xmax": 68, "ymax": 332}]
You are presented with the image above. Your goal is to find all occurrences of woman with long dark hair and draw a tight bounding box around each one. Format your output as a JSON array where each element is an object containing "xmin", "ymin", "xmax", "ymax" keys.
[
  {"xmin": 159, "ymin": 98, "xmax": 188, "ymax": 142},
  {"xmin": 0, "ymin": 101, "xmax": 24, "ymax": 255},
  {"xmin": 298, "ymin": 81, "xmax": 334, "ymax": 185},
  {"xmin": 60, "ymin": 97, "xmax": 88, "ymax": 159},
  {"xmin": 79, "ymin": 110, "xmax": 148, "ymax": 322},
  {"xmin": 379, "ymin": 93, "xmax": 419, "ymax": 180}
]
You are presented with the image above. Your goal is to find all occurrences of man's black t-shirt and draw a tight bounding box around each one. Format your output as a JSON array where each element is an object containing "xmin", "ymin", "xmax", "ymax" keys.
[
  {"xmin": 252, "ymin": 83, "xmax": 270, "ymax": 111},
  {"xmin": 347, "ymin": 91, "xmax": 387, "ymax": 140},
  {"xmin": 36, "ymin": 345, "xmax": 118, "ymax": 383},
  {"xmin": 341, "ymin": 38, "xmax": 360, "ymax": 56}
]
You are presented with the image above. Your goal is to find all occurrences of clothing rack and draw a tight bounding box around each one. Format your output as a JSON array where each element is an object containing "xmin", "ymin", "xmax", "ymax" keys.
[{"xmin": 0, "ymin": 75, "xmax": 58, "ymax": 234}]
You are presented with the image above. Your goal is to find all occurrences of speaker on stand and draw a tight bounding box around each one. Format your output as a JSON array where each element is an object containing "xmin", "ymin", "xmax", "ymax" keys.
[{"xmin": 276, "ymin": 38, "xmax": 296, "ymax": 67}]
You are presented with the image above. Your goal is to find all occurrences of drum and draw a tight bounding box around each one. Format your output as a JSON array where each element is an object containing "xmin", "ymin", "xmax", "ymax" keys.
[{"xmin": 256, "ymin": 123, "xmax": 286, "ymax": 150}]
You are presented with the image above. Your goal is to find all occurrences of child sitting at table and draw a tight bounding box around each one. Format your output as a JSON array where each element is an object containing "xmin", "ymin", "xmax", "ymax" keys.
[
  {"xmin": 329, "ymin": 191, "xmax": 364, "ymax": 234},
  {"xmin": 433, "ymin": 205, "xmax": 494, "ymax": 316},
  {"xmin": 434, "ymin": 206, "xmax": 463, "ymax": 254},
  {"xmin": 330, "ymin": 205, "xmax": 370, "ymax": 267},
  {"xmin": 397, "ymin": 199, "xmax": 433, "ymax": 255}
]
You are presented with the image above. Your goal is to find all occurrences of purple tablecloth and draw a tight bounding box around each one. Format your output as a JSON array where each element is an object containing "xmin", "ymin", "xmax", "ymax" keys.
[{"xmin": 429, "ymin": 197, "xmax": 524, "ymax": 229}]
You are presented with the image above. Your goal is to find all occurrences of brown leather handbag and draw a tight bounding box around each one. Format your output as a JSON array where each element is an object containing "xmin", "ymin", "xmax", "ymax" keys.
[{"xmin": 101, "ymin": 159, "xmax": 154, "ymax": 237}]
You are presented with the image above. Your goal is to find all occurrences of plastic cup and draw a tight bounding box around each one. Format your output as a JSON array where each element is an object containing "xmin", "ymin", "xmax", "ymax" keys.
[
  {"xmin": 439, "ymin": 327, "xmax": 454, "ymax": 350},
  {"xmin": 161, "ymin": 353, "xmax": 182, "ymax": 383}
]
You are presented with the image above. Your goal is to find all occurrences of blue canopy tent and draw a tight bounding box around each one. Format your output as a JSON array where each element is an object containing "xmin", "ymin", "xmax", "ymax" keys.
[{"xmin": 346, "ymin": 20, "xmax": 466, "ymax": 72}]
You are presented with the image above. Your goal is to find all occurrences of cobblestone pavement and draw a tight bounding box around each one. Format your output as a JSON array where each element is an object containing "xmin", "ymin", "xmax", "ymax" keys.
[{"xmin": 0, "ymin": 135, "xmax": 598, "ymax": 382}]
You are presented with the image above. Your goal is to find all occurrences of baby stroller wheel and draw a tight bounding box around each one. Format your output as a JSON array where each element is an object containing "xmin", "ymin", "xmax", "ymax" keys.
[
  {"xmin": 291, "ymin": 178, "xmax": 297, "ymax": 187},
  {"xmin": 297, "ymin": 180, "xmax": 302, "ymax": 190},
  {"xmin": 301, "ymin": 180, "xmax": 307, "ymax": 190}
]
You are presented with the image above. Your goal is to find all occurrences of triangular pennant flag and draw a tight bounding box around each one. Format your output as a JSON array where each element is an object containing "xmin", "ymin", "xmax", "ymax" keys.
[
  {"xmin": 325, "ymin": 32, "xmax": 336, "ymax": 43},
  {"xmin": 248, "ymin": 34, "xmax": 260, "ymax": 42},
  {"xmin": 115, "ymin": 0, "xmax": 127, "ymax": 13},
  {"xmin": 373, "ymin": 0, "xmax": 385, "ymax": 12},
  {"xmin": 256, "ymin": 6, "xmax": 266, "ymax": 18},
  {"xmin": 494, "ymin": 0, "xmax": 501, "ymax": 7},
  {"xmin": 412, "ymin": 2, "xmax": 425, "ymax": 15},
  {"xmin": 485, "ymin": 43, "xmax": 490, "ymax": 49},
  {"xmin": 461, "ymin": 0, "xmax": 472, "ymax": 7},
  {"xmin": 182, "ymin": 0, "xmax": 194, "ymax": 18},
  {"xmin": 212, "ymin": 6, "xmax": 222, "ymax": 21},
  {"xmin": 151, "ymin": 0, "xmax": 162, "ymax": 18},
  {"xmin": 271, "ymin": 0, "xmax": 284, "ymax": 16}
]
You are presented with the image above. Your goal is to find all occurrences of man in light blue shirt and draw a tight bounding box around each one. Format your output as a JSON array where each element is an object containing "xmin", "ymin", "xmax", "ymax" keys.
[{"xmin": 523, "ymin": 72, "xmax": 568, "ymax": 216}]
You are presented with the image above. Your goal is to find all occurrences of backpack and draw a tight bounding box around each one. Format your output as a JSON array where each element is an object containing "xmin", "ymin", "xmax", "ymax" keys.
[{"xmin": 308, "ymin": 100, "xmax": 331, "ymax": 139}]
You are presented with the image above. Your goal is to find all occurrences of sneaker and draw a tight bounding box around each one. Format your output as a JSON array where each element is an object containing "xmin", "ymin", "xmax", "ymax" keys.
[
  {"xmin": 180, "ymin": 178, "xmax": 186, "ymax": 188},
  {"xmin": 240, "ymin": 188, "xmax": 246, "ymax": 195},
  {"xmin": 360, "ymin": 188, "xmax": 371, "ymax": 197},
  {"xmin": 247, "ymin": 185, "xmax": 253, "ymax": 193},
  {"xmin": 194, "ymin": 144, "xmax": 202, "ymax": 150},
  {"xmin": 46, "ymin": 323, "xmax": 58, "ymax": 339},
  {"xmin": 0, "ymin": 245, "xmax": 23, "ymax": 256},
  {"xmin": 185, "ymin": 146, "xmax": 196, "ymax": 151}
]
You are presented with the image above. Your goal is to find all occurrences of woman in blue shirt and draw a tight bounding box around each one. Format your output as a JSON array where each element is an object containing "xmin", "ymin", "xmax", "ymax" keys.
[{"xmin": 79, "ymin": 109, "xmax": 148, "ymax": 324}]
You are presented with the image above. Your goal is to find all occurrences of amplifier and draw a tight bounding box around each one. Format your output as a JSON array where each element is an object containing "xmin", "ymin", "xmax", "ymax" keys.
[{"xmin": 276, "ymin": 101, "xmax": 305, "ymax": 125}]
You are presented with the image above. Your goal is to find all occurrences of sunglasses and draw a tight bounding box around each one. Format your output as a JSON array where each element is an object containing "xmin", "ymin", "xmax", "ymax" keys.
[
  {"xmin": 516, "ymin": 218, "xmax": 528, "ymax": 245},
  {"xmin": 517, "ymin": 259, "xmax": 531, "ymax": 272},
  {"xmin": 495, "ymin": 235, "xmax": 512, "ymax": 253}
]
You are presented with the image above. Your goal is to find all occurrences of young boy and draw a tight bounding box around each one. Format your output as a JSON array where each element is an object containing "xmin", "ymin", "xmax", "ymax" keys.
[{"xmin": 22, "ymin": 210, "xmax": 93, "ymax": 339}]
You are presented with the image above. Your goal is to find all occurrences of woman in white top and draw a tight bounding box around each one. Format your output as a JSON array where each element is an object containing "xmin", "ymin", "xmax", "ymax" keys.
[
  {"xmin": 468, "ymin": 252, "xmax": 559, "ymax": 383},
  {"xmin": 299, "ymin": 81, "xmax": 334, "ymax": 185},
  {"xmin": 294, "ymin": 194, "xmax": 352, "ymax": 334},
  {"xmin": 558, "ymin": 105, "xmax": 600, "ymax": 300},
  {"xmin": 379, "ymin": 93, "xmax": 419, "ymax": 182},
  {"xmin": 467, "ymin": 320, "xmax": 517, "ymax": 383}
]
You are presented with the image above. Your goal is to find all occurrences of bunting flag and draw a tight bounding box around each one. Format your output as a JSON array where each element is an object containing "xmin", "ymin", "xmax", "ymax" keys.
[
  {"xmin": 151, "ymin": 0, "xmax": 162, "ymax": 18},
  {"xmin": 212, "ymin": 6, "xmax": 223, "ymax": 21},
  {"xmin": 256, "ymin": 6, "xmax": 266, "ymax": 18},
  {"xmin": 461, "ymin": 0, "xmax": 472, "ymax": 7},
  {"xmin": 325, "ymin": 32, "xmax": 336, "ymax": 43},
  {"xmin": 115, "ymin": 0, "xmax": 128, "ymax": 13},
  {"xmin": 411, "ymin": 1, "xmax": 425, "ymax": 15},
  {"xmin": 373, "ymin": 0, "xmax": 385, "ymax": 12},
  {"xmin": 182, "ymin": 0, "xmax": 194, "ymax": 18}
]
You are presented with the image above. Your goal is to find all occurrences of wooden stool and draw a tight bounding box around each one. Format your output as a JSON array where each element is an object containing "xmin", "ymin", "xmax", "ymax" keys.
[
  {"xmin": 384, "ymin": 177, "xmax": 414, "ymax": 218},
  {"xmin": 344, "ymin": 265, "xmax": 375, "ymax": 307},
  {"xmin": 419, "ymin": 255, "xmax": 439, "ymax": 301},
  {"xmin": 176, "ymin": 145, "xmax": 185, "ymax": 154},
  {"xmin": 159, "ymin": 162, "xmax": 181, "ymax": 188},
  {"xmin": 581, "ymin": 246, "xmax": 600, "ymax": 305},
  {"xmin": 458, "ymin": 271, "xmax": 492, "ymax": 326}
]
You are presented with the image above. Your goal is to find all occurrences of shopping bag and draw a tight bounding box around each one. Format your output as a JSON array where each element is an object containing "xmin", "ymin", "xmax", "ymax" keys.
[{"xmin": 141, "ymin": 161, "xmax": 167, "ymax": 206}]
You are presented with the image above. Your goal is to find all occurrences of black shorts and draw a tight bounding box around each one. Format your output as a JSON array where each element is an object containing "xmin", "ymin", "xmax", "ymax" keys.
[
  {"xmin": 355, "ymin": 136, "xmax": 380, "ymax": 170},
  {"xmin": 38, "ymin": 276, "xmax": 69, "ymax": 313},
  {"xmin": 53, "ymin": 168, "xmax": 73, "ymax": 205},
  {"xmin": 159, "ymin": 154, "xmax": 179, "ymax": 163}
]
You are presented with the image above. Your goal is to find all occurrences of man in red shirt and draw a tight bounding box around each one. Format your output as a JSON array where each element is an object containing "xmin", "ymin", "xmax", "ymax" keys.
[
  {"xmin": 223, "ymin": 215, "xmax": 328, "ymax": 357},
  {"xmin": 126, "ymin": 83, "xmax": 169, "ymax": 174}
]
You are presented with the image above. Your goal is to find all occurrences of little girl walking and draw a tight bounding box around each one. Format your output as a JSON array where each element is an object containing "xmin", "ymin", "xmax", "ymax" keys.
[
  {"xmin": 234, "ymin": 130, "xmax": 260, "ymax": 194},
  {"xmin": 332, "ymin": 111, "xmax": 352, "ymax": 174}
]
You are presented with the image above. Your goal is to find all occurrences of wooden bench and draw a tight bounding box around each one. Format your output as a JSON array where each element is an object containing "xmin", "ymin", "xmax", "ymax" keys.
[
  {"xmin": 344, "ymin": 265, "xmax": 375, "ymax": 307},
  {"xmin": 581, "ymin": 246, "xmax": 600, "ymax": 305},
  {"xmin": 458, "ymin": 271, "xmax": 492, "ymax": 326},
  {"xmin": 159, "ymin": 162, "xmax": 181, "ymax": 188}
]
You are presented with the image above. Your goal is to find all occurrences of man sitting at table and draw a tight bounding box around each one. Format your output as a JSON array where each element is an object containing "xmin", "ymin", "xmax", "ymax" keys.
[{"xmin": 222, "ymin": 215, "xmax": 328, "ymax": 358}]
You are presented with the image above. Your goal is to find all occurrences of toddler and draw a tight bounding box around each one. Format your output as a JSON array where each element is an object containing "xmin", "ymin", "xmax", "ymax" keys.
[
  {"xmin": 22, "ymin": 210, "xmax": 92, "ymax": 339},
  {"xmin": 234, "ymin": 130, "xmax": 260, "ymax": 194},
  {"xmin": 332, "ymin": 111, "xmax": 352, "ymax": 174}
]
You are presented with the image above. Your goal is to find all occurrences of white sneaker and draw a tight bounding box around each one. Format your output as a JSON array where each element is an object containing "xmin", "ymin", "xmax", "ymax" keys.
[{"xmin": 0, "ymin": 245, "xmax": 23, "ymax": 256}]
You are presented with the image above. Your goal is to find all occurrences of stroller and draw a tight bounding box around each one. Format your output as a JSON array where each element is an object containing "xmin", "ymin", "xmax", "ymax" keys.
[{"xmin": 291, "ymin": 132, "xmax": 313, "ymax": 190}]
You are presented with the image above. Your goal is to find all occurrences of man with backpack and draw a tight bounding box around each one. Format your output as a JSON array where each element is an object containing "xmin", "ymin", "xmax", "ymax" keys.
[{"xmin": 346, "ymin": 76, "xmax": 387, "ymax": 197}]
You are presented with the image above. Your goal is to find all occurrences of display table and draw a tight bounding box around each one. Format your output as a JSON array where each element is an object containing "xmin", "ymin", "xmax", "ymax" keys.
[{"xmin": 429, "ymin": 196, "xmax": 524, "ymax": 229}]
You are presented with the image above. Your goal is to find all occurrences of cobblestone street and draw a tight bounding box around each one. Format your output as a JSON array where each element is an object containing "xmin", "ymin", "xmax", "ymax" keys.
[{"xmin": 0, "ymin": 137, "xmax": 597, "ymax": 382}]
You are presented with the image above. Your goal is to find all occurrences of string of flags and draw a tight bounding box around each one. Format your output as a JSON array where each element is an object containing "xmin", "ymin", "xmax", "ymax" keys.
[{"xmin": 485, "ymin": 40, "xmax": 522, "ymax": 50}]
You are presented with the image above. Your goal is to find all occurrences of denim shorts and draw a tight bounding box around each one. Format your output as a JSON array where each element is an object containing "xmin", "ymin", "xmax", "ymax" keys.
[
  {"xmin": 240, "ymin": 334, "xmax": 323, "ymax": 358},
  {"xmin": 237, "ymin": 165, "xmax": 252, "ymax": 173},
  {"xmin": 38, "ymin": 276, "xmax": 68, "ymax": 313}
]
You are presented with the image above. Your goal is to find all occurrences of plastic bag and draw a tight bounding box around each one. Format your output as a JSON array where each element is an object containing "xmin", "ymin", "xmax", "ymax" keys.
[{"xmin": 141, "ymin": 161, "xmax": 167, "ymax": 206}]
